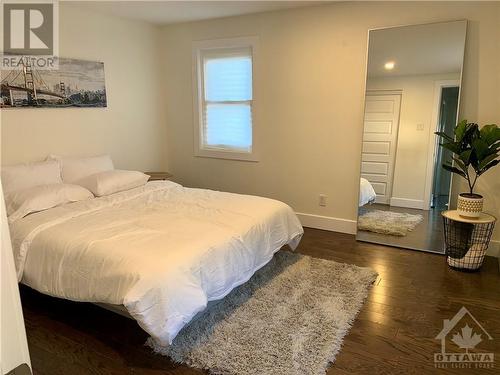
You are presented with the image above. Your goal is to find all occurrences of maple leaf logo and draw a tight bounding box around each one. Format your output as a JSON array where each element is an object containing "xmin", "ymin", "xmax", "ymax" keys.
[{"xmin": 451, "ymin": 324, "xmax": 482, "ymax": 353}]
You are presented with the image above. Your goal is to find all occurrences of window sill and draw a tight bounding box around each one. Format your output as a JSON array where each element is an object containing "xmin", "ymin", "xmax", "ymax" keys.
[{"xmin": 195, "ymin": 149, "xmax": 259, "ymax": 162}]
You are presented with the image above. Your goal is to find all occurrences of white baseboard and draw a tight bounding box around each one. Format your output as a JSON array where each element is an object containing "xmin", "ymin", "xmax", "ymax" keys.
[
  {"xmin": 295, "ymin": 213, "xmax": 357, "ymax": 235},
  {"xmin": 390, "ymin": 197, "xmax": 426, "ymax": 210},
  {"xmin": 486, "ymin": 240, "xmax": 500, "ymax": 258}
]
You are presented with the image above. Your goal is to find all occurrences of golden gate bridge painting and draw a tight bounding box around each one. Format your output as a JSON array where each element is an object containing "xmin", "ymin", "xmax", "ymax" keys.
[{"xmin": 1, "ymin": 57, "xmax": 107, "ymax": 108}]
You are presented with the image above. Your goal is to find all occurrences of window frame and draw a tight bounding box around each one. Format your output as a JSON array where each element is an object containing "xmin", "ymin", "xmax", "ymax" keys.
[{"xmin": 192, "ymin": 36, "xmax": 259, "ymax": 162}]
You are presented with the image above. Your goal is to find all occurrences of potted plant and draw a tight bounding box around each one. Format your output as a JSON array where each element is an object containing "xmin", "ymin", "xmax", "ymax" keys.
[{"xmin": 435, "ymin": 120, "xmax": 500, "ymax": 218}]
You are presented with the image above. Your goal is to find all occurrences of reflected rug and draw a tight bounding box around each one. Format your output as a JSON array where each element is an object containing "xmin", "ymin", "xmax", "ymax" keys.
[{"xmin": 358, "ymin": 209, "xmax": 424, "ymax": 236}]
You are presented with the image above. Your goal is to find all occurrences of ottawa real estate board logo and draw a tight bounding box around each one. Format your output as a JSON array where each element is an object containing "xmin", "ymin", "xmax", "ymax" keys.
[
  {"xmin": 435, "ymin": 307, "xmax": 494, "ymax": 369},
  {"xmin": 2, "ymin": 0, "xmax": 58, "ymax": 69}
]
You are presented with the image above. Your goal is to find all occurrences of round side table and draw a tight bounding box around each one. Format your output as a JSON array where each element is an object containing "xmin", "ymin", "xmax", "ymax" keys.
[{"xmin": 442, "ymin": 210, "xmax": 496, "ymax": 271}]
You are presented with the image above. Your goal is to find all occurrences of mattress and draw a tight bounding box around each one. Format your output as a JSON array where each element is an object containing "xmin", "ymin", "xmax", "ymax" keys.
[{"xmin": 10, "ymin": 181, "xmax": 303, "ymax": 345}]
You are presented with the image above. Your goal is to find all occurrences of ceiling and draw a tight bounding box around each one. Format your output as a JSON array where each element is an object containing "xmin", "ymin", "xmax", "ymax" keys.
[
  {"xmin": 68, "ymin": 3, "xmax": 466, "ymax": 78},
  {"xmin": 69, "ymin": 1, "xmax": 325, "ymax": 25},
  {"xmin": 367, "ymin": 20, "xmax": 467, "ymax": 78}
]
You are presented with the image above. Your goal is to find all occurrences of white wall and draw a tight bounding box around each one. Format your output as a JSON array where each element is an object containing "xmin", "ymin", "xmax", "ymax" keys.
[
  {"xmin": 160, "ymin": 1, "xmax": 500, "ymax": 241},
  {"xmin": 1, "ymin": 4, "xmax": 167, "ymax": 171},
  {"xmin": 366, "ymin": 73, "xmax": 460, "ymax": 207}
]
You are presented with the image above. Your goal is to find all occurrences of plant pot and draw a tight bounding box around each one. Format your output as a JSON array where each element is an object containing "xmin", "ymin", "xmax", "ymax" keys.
[{"xmin": 457, "ymin": 193, "xmax": 483, "ymax": 218}]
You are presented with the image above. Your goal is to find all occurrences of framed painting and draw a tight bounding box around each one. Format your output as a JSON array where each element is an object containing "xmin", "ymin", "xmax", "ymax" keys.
[{"xmin": 1, "ymin": 57, "xmax": 107, "ymax": 108}]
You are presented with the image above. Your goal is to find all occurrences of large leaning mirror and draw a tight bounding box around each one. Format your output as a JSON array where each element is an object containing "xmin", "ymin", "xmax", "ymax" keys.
[{"xmin": 356, "ymin": 20, "xmax": 467, "ymax": 253}]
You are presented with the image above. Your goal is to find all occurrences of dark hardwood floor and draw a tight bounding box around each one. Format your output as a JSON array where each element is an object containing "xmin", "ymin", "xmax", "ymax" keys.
[{"xmin": 20, "ymin": 228, "xmax": 500, "ymax": 374}]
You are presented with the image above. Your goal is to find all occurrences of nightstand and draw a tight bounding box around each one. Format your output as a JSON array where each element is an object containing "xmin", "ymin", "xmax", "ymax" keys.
[{"xmin": 145, "ymin": 172, "xmax": 173, "ymax": 181}]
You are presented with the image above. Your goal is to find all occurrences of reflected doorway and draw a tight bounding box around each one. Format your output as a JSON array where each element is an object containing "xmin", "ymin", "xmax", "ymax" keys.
[{"xmin": 431, "ymin": 86, "xmax": 459, "ymax": 210}]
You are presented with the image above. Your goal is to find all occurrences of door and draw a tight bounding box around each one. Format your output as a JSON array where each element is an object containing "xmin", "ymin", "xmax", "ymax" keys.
[{"xmin": 361, "ymin": 93, "xmax": 401, "ymax": 204}]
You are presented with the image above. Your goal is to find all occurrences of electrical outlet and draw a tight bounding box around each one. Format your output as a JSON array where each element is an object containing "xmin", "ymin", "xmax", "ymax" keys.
[
  {"xmin": 319, "ymin": 194, "xmax": 327, "ymax": 207},
  {"xmin": 417, "ymin": 123, "xmax": 425, "ymax": 131}
]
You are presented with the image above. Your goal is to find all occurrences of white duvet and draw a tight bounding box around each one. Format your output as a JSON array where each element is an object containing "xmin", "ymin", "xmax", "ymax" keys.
[
  {"xmin": 359, "ymin": 178, "xmax": 376, "ymax": 207},
  {"xmin": 10, "ymin": 181, "xmax": 303, "ymax": 345}
]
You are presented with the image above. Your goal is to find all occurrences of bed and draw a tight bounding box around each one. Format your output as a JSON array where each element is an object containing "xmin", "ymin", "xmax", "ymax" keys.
[
  {"xmin": 359, "ymin": 177, "xmax": 376, "ymax": 207},
  {"xmin": 9, "ymin": 180, "xmax": 303, "ymax": 346}
]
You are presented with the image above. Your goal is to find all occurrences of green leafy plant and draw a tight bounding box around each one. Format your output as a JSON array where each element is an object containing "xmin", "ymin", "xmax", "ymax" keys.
[{"xmin": 435, "ymin": 120, "xmax": 500, "ymax": 196}]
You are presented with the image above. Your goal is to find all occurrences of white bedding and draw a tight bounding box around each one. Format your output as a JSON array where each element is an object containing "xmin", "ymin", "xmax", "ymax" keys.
[
  {"xmin": 10, "ymin": 181, "xmax": 303, "ymax": 345},
  {"xmin": 359, "ymin": 178, "xmax": 376, "ymax": 207}
]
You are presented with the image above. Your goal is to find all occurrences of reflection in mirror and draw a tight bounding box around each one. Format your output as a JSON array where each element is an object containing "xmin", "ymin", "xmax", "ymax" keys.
[{"xmin": 356, "ymin": 20, "xmax": 467, "ymax": 253}]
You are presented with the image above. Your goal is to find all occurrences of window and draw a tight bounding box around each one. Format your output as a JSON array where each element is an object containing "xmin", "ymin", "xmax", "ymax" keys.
[{"xmin": 193, "ymin": 37, "xmax": 258, "ymax": 161}]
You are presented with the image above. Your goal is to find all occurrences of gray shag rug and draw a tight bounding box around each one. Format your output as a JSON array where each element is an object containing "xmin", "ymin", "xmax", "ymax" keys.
[
  {"xmin": 147, "ymin": 251, "xmax": 377, "ymax": 375},
  {"xmin": 357, "ymin": 209, "xmax": 423, "ymax": 236}
]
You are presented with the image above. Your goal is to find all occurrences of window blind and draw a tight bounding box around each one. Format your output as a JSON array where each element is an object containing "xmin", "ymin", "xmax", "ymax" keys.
[{"xmin": 202, "ymin": 49, "xmax": 253, "ymax": 152}]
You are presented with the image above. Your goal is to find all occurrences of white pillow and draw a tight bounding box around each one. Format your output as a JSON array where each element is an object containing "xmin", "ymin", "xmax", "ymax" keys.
[
  {"xmin": 6, "ymin": 184, "xmax": 93, "ymax": 222},
  {"xmin": 76, "ymin": 170, "xmax": 149, "ymax": 197},
  {"xmin": 1, "ymin": 160, "xmax": 62, "ymax": 194},
  {"xmin": 53, "ymin": 155, "xmax": 114, "ymax": 183}
]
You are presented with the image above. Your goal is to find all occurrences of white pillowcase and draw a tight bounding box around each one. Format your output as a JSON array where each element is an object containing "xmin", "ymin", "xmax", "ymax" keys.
[
  {"xmin": 52, "ymin": 155, "xmax": 114, "ymax": 183},
  {"xmin": 6, "ymin": 184, "xmax": 93, "ymax": 222},
  {"xmin": 76, "ymin": 170, "xmax": 149, "ymax": 197},
  {"xmin": 1, "ymin": 160, "xmax": 62, "ymax": 194}
]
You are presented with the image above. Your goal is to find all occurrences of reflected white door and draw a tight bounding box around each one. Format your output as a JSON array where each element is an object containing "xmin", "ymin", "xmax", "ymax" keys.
[{"xmin": 361, "ymin": 93, "xmax": 401, "ymax": 204}]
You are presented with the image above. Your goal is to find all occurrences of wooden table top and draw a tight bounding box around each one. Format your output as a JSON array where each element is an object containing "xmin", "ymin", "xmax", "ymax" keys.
[
  {"xmin": 144, "ymin": 172, "xmax": 173, "ymax": 181},
  {"xmin": 442, "ymin": 210, "xmax": 496, "ymax": 224}
]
